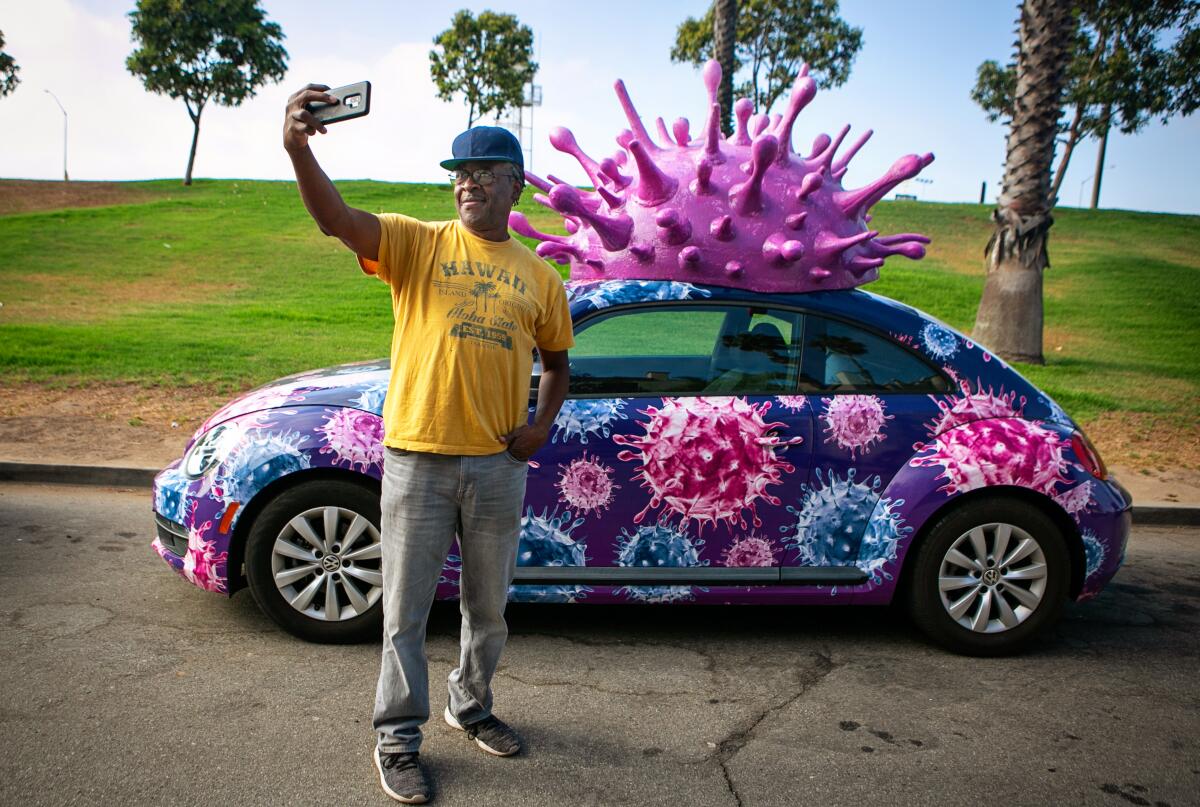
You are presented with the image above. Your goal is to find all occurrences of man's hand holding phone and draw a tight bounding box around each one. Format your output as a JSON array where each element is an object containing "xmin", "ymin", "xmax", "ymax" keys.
[{"xmin": 284, "ymin": 84, "xmax": 339, "ymax": 152}]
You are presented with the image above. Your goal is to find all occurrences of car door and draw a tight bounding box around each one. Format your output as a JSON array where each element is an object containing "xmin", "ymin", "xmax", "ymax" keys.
[
  {"xmin": 514, "ymin": 300, "xmax": 814, "ymax": 603},
  {"xmin": 789, "ymin": 312, "xmax": 952, "ymax": 584}
]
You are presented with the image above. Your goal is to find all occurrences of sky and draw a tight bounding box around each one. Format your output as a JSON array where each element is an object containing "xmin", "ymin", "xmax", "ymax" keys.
[{"xmin": 1, "ymin": 0, "xmax": 1197, "ymax": 214}]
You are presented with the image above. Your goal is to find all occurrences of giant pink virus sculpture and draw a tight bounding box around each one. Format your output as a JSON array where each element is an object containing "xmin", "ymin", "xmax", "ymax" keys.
[
  {"xmin": 614, "ymin": 396, "xmax": 799, "ymax": 531},
  {"xmin": 510, "ymin": 59, "xmax": 933, "ymax": 292}
]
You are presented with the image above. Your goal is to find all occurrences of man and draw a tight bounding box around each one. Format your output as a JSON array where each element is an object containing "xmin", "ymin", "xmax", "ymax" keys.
[{"xmin": 283, "ymin": 84, "xmax": 573, "ymax": 804}]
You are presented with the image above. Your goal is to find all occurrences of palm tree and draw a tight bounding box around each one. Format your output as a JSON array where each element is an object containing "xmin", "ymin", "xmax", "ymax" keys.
[
  {"xmin": 470, "ymin": 281, "xmax": 499, "ymax": 313},
  {"xmin": 973, "ymin": 0, "xmax": 1074, "ymax": 365},
  {"xmin": 713, "ymin": 0, "xmax": 738, "ymax": 136}
]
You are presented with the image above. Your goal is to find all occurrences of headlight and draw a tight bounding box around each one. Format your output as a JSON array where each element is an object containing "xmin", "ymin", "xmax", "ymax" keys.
[{"xmin": 182, "ymin": 424, "xmax": 234, "ymax": 478}]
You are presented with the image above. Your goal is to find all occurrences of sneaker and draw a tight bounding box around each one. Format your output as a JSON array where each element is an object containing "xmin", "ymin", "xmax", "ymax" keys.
[
  {"xmin": 443, "ymin": 706, "xmax": 523, "ymax": 757},
  {"xmin": 374, "ymin": 747, "xmax": 431, "ymax": 804}
]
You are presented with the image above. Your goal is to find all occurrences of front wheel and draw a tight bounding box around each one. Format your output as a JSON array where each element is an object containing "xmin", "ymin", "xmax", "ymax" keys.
[
  {"xmin": 245, "ymin": 479, "xmax": 384, "ymax": 643},
  {"xmin": 908, "ymin": 498, "xmax": 1069, "ymax": 656}
]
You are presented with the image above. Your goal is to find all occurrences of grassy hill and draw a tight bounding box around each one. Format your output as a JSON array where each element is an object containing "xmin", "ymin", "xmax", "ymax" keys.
[{"xmin": 1, "ymin": 178, "xmax": 1196, "ymax": 470}]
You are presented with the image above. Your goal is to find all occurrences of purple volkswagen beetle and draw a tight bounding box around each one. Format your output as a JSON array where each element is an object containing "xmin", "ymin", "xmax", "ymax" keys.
[{"xmin": 151, "ymin": 279, "xmax": 1130, "ymax": 655}]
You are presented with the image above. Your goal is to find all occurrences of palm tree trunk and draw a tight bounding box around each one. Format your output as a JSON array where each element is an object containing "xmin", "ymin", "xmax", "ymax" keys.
[
  {"xmin": 713, "ymin": 0, "xmax": 738, "ymax": 136},
  {"xmin": 1090, "ymin": 103, "xmax": 1112, "ymax": 209},
  {"xmin": 973, "ymin": 0, "xmax": 1073, "ymax": 365}
]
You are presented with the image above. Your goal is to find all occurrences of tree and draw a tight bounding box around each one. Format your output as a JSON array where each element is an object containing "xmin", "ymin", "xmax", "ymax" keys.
[
  {"xmin": 126, "ymin": 0, "xmax": 288, "ymax": 186},
  {"xmin": 670, "ymin": 0, "xmax": 862, "ymax": 116},
  {"xmin": 0, "ymin": 30, "xmax": 19, "ymax": 98},
  {"xmin": 971, "ymin": 0, "xmax": 1200, "ymax": 208},
  {"xmin": 429, "ymin": 10, "xmax": 537, "ymax": 128},
  {"xmin": 973, "ymin": 0, "xmax": 1074, "ymax": 365},
  {"xmin": 712, "ymin": 0, "xmax": 739, "ymax": 135}
]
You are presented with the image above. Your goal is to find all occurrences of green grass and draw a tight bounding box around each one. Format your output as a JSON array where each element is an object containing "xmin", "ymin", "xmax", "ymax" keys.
[{"xmin": 1, "ymin": 179, "xmax": 1197, "ymax": 458}]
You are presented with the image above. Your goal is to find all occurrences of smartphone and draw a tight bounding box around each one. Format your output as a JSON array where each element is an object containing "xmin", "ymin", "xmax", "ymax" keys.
[{"xmin": 307, "ymin": 81, "xmax": 371, "ymax": 124}]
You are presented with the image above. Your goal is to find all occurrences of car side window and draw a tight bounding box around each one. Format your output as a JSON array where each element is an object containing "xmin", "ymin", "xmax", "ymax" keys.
[
  {"xmin": 569, "ymin": 304, "xmax": 804, "ymax": 397},
  {"xmin": 801, "ymin": 314, "xmax": 950, "ymax": 393}
]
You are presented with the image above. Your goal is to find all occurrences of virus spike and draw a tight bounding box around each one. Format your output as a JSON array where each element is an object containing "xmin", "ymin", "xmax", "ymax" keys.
[
  {"xmin": 672, "ymin": 118, "xmax": 691, "ymax": 147},
  {"xmin": 729, "ymin": 135, "xmax": 778, "ymax": 216},
  {"xmin": 509, "ymin": 211, "xmax": 570, "ymax": 243},
  {"xmin": 793, "ymin": 172, "xmax": 824, "ymax": 203},
  {"xmin": 814, "ymin": 229, "xmax": 878, "ymax": 262},
  {"xmin": 865, "ymin": 233, "xmax": 930, "ymax": 260},
  {"xmin": 677, "ymin": 245, "xmax": 701, "ymax": 270},
  {"xmin": 774, "ymin": 71, "xmax": 817, "ymax": 163},
  {"xmin": 836, "ymin": 153, "xmax": 934, "ymax": 216},
  {"xmin": 817, "ymin": 125, "xmax": 852, "ymax": 173},
  {"xmin": 875, "ymin": 232, "xmax": 932, "ymax": 246},
  {"xmin": 807, "ymin": 134, "xmax": 831, "ymax": 160},
  {"xmin": 710, "ymin": 214, "xmax": 735, "ymax": 241},
  {"xmin": 549, "ymin": 126, "xmax": 604, "ymax": 188},
  {"xmin": 613, "ymin": 79, "xmax": 658, "ymax": 150},
  {"xmin": 730, "ymin": 98, "xmax": 754, "ymax": 146},
  {"xmin": 599, "ymin": 157, "xmax": 633, "ymax": 189},
  {"xmin": 597, "ymin": 185, "xmax": 624, "ymax": 209},
  {"xmin": 691, "ymin": 157, "xmax": 714, "ymax": 195},
  {"xmin": 704, "ymin": 103, "xmax": 724, "ymax": 162},
  {"xmin": 846, "ymin": 255, "xmax": 885, "ymax": 277},
  {"xmin": 785, "ymin": 212, "xmax": 808, "ymax": 230},
  {"xmin": 655, "ymin": 207, "xmax": 692, "ymax": 245},
  {"xmin": 563, "ymin": 218, "xmax": 580, "ymax": 234},
  {"xmin": 536, "ymin": 240, "xmax": 581, "ymax": 265},
  {"xmin": 725, "ymin": 260, "xmax": 744, "ymax": 276},
  {"xmin": 655, "ymin": 116, "xmax": 675, "ymax": 146},
  {"xmin": 763, "ymin": 232, "xmax": 805, "ymax": 264},
  {"xmin": 628, "ymin": 140, "xmax": 679, "ymax": 205},
  {"xmin": 612, "ymin": 149, "xmax": 629, "ymax": 167},
  {"xmin": 524, "ymin": 171, "xmax": 552, "ymax": 193},
  {"xmin": 629, "ymin": 243, "xmax": 655, "ymax": 262},
  {"xmin": 702, "ymin": 59, "xmax": 722, "ymax": 104},
  {"xmin": 750, "ymin": 113, "xmax": 770, "ymax": 137},
  {"xmin": 549, "ymin": 184, "xmax": 634, "ymax": 251},
  {"xmin": 809, "ymin": 266, "xmax": 833, "ymax": 280},
  {"xmin": 832, "ymin": 129, "xmax": 873, "ymax": 175}
]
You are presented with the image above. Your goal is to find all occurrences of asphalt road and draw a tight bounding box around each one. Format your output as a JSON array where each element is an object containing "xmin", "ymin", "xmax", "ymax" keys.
[{"xmin": 1, "ymin": 482, "xmax": 1197, "ymax": 807}]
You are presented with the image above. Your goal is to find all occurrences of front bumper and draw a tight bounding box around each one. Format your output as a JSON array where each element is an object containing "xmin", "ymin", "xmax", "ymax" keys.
[{"xmin": 151, "ymin": 461, "xmax": 238, "ymax": 595}]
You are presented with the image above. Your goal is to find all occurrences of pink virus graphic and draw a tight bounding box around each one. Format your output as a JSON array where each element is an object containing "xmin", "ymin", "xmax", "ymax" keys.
[
  {"xmin": 181, "ymin": 500, "xmax": 228, "ymax": 594},
  {"xmin": 1054, "ymin": 481, "xmax": 1095, "ymax": 516},
  {"xmin": 820, "ymin": 394, "xmax": 892, "ymax": 457},
  {"xmin": 316, "ymin": 408, "xmax": 384, "ymax": 473},
  {"xmin": 556, "ymin": 452, "xmax": 619, "ymax": 515},
  {"xmin": 911, "ymin": 385, "xmax": 1074, "ymax": 497},
  {"xmin": 722, "ymin": 535, "xmax": 779, "ymax": 567},
  {"xmin": 510, "ymin": 59, "xmax": 932, "ymax": 293},
  {"xmin": 614, "ymin": 396, "xmax": 800, "ymax": 531},
  {"xmin": 774, "ymin": 395, "xmax": 808, "ymax": 413}
]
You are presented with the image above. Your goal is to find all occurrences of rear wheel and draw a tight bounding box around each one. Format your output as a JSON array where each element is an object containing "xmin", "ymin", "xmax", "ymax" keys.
[
  {"xmin": 245, "ymin": 479, "xmax": 383, "ymax": 643},
  {"xmin": 908, "ymin": 498, "xmax": 1069, "ymax": 656}
]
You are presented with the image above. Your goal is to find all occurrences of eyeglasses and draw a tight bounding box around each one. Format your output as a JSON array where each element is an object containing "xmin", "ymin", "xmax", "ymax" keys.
[{"xmin": 448, "ymin": 168, "xmax": 516, "ymax": 186}]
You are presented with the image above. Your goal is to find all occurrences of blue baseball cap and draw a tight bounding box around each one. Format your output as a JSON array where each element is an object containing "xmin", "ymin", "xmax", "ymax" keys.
[{"xmin": 440, "ymin": 126, "xmax": 524, "ymax": 174}]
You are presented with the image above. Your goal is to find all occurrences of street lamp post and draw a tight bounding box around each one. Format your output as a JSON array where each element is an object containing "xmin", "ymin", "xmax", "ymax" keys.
[{"xmin": 44, "ymin": 89, "xmax": 69, "ymax": 181}]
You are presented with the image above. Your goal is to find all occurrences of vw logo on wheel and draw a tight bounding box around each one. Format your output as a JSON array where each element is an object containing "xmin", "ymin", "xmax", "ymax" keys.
[
  {"xmin": 982, "ymin": 568, "xmax": 1000, "ymax": 586},
  {"xmin": 322, "ymin": 555, "xmax": 342, "ymax": 572}
]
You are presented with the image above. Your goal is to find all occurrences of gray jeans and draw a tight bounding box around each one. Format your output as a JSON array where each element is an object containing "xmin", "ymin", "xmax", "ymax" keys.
[{"xmin": 373, "ymin": 446, "xmax": 527, "ymax": 753}]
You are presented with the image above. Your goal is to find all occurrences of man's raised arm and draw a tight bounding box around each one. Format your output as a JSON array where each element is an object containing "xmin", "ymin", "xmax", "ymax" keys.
[{"xmin": 283, "ymin": 84, "xmax": 381, "ymax": 261}]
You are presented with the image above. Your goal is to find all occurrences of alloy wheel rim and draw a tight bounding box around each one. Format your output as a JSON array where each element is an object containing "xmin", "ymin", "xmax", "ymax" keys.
[
  {"xmin": 271, "ymin": 505, "xmax": 383, "ymax": 621},
  {"xmin": 937, "ymin": 522, "xmax": 1047, "ymax": 634}
]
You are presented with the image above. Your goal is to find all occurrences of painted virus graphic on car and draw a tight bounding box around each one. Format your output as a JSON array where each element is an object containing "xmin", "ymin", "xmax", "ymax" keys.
[
  {"xmin": 615, "ymin": 521, "xmax": 707, "ymax": 603},
  {"xmin": 911, "ymin": 382, "xmax": 1076, "ymax": 496},
  {"xmin": 783, "ymin": 468, "xmax": 909, "ymax": 585},
  {"xmin": 723, "ymin": 535, "xmax": 779, "ymax": 567},
  {"xmin": 566, "ymin": 279, "xmax": 711, "ymax": 310},
  {"xmin": 556, "ymin": 453, "xmax": 619, "ymax": 515},
  {"xmin": 1054, "ymin": 481, "xmax": 1095, "ymax": 516},
  {"xmin": 921, "ymin": 322, "xmax": 959, "ymax": 360},
  {"xmin": 352, "ymin": 382, "xmax": 388, "ymax": 415},
  {"xmin": 1082, "ymin": 528, "xmax": 1106, "ymax": 579},
  {"xmin": 820, "ymin": 394, "xmax": 892, "ymax": 457},
  {"xmin": 615, "ymin": 396, "xmax": 800, "ymax": 530},
  {"xmin": 181, "ymin": 500, "xmax": 228, "ymax": 594},
  {"xmin": 774, "ymin": 395, "xmax": 808, "ymax": 413},
  {"xmin": 316, "ymin": 408, "xmax": 384, "ymax": 473},
  {"xmin": 154, "ymin": 465, "xmax": 191, "ymax": 525},
  {"xmin": 510, "ymin": 59, "xmax": 932, "ymax": 292},
  {"xmin": 510, "ymin": 507, "xmax": 592, "ymax": 603},
  {"xmin": 552, "ymin": 398, "xmax": 629, "ymax": 444},
  {"xmin": 213, "ymin": 429, "xmax": 311, "ymax": 504}
]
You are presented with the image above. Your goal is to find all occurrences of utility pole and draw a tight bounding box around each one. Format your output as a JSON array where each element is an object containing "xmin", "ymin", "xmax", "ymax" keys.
[{"xmin": 44, "ymin": 89, "xmax": 69, "ymax": 181}]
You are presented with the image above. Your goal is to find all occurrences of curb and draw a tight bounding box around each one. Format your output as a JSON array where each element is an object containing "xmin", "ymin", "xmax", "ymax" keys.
[{"xmin": 2, "ymin": 461, "xmax": 1198, "ymax": 527}]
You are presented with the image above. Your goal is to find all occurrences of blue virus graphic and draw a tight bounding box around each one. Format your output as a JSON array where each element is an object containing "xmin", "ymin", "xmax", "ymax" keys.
[
  {"xmin": 213, "ymin": 429, "xmax": 310, "ymax": 504},
  {"xmin": 782, "ymin": 468, "xmax": 910, "ymax": 587},
  {"xmin": 1081, "ymin": 528, "xmax": 1106, "ymax": 579},
  {"xmin": 569, "ymin": 280, "xmax": 712, "ymax": 311},
  {"xmin": 352, "ymin": 382, "xmax": 388, "ymax": 415},
  {"xmin": 921, "ymin": 322, "xmax": 959, "ymax": 360},
  {"xmin": 438, "ymin": 553, "xmax": 463, "ymax": 599},
  {"xmin": 509, "ymin": 507, "xmax": 592, "ymax": 603},
  {"xmin": 155, "ymin": 466, "xmax": 191, "ymax": 524},
  {"xmin": 552, "ymin": 398, "xmax": 629, "ymax": 444},
  {"xmin": 615, "ymin": 522, "xmax": 707, "ymax": 603}
]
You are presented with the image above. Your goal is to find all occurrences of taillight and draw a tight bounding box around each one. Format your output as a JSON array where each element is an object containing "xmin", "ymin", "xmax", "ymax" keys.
[{"xmin": 1071, "ymin": 430, "xmax": 1108, "ymax": 480}]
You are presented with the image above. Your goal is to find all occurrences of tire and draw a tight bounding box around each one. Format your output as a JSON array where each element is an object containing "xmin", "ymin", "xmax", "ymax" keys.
[
  {"xmin": 907, "ymin": 497, "xmax": 1069, "ymax": 656},
  {"xmin": 245, "ymin": 479, "xmax": 384, "ymax": 643}
]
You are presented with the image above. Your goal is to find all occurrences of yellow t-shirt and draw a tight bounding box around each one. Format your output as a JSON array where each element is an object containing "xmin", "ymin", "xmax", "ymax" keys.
[{"xmin": 358, "ymin": 213, "xmax": 574, "ymax": 455}]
